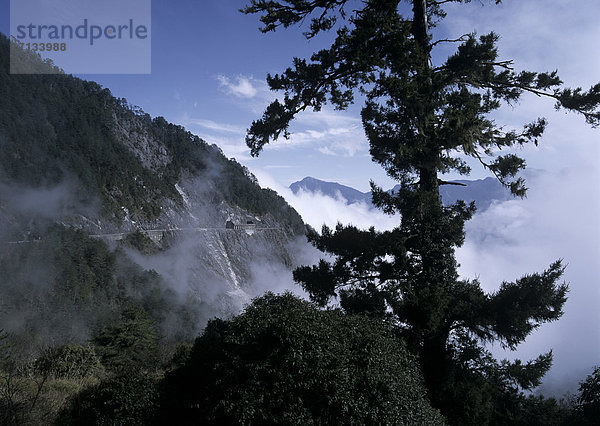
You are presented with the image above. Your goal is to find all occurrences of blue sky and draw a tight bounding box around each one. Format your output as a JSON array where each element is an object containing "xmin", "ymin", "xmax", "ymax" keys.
[{"xmin": 2, "ymin": 0, "xmax": 598, "ymax": 192}]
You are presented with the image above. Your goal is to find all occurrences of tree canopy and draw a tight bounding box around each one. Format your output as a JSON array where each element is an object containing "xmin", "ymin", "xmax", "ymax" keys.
[
  {"xmin": 243, "ymin": 1, "xmax": 599, "ymax": 423},
  {"xmin": 159, "ymin": 292, "xmax": 445, "ymax": 425}
]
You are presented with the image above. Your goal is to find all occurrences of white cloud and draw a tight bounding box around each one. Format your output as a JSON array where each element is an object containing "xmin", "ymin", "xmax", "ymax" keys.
[
  {"xmin": 295, "ymin": 108, "xmax": 361, "ymax": 127},
  {"xmin": 449, "ymin": 0, "xmax": 600, "ymax": 87},
  {"xmin": 253, "ymin": 169, "xmax": 398, "ymax": 231},
  {"xmin": 256, "ymin": 161, "xmax": 600, "ymax": 396},
  {"xmin": 181, "ymin": 116, "xmax": 245, "ymax": 134},
  {"xmin": 213, "ymin": 74, "xmax": 367, "ymax": 157},
  {"xmin": 257, "ymin": 108, "xmax": 367, "ymax": 157},
  {"xmin": 457, "ymin": 166, "xmax": 600, "ymax": 396},
  {"xmin": 262, "ymin": 165, "xmax": 297, "ymax": 170},
  {"xmin": 434, "ymin": 0, "xmax": 600, "ymax": 180},
  {"xmin": 318, "ymin": 146, "xmax": 337, "ymax": 156},
  {"xmin": 292, "ymin": 189, "xmax": 397, "ymax": 230},
  {"xmin": 176, "ymin": 113, "xmax": 250, "ymax": 159},
  {"xmin": 217, "ymin": 75, "xmax": 259, "ymax": 98},
  {"xmin": 195, "ymin": 133, "xmax": 251, "ymax": 160}
]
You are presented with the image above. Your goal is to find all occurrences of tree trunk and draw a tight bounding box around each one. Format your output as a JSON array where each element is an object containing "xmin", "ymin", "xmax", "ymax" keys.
[
  {"xmin": 412, "ymin": 0, "xmax": 429, "ymax": 59},
  {"xmin": 412, "ymin": 0, "xmax": 439, "ymax": 197}
]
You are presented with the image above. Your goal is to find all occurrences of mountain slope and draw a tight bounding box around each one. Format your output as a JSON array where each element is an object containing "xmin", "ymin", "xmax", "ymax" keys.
[
  {"xmin": 0, "ymin": 34, "xmax": 304, "ymax": 236},
  {"xmin": 0, "ymin": 34, "xmax": 308, "ymax": 348}
]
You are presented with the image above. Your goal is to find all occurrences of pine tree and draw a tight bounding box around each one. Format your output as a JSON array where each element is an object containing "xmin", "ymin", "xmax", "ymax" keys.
[{"xmin": 243, "ymin": 0, "xmax": 600, "ymax": 423}]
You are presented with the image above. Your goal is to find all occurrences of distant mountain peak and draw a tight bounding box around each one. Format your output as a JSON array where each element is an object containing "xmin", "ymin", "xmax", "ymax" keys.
[
  {"xmin": 289, "ymin": 176, "xmax": 512, "ymax": 211},
  {"xmin": 289, "ymin": 177, "xmax": 369, "ymax": 205}
]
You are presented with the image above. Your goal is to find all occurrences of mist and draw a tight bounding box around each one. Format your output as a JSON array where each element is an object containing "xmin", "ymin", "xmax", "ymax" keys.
[
  {"xmin": 0, "ymin": 178, "xmax": 100, "ymax": 239},
  {"xmin": 0, "ymin": 179, "xmax": 104, "ymax": 348},
  {"xmin": 122, "ymin": 216, "xmax": 320, "ymax": 327},
  {"xmin": 116, "ymin": 173, "xmax": 323, "ymax": 331},
  {"xmin": 456, "ymin": 165, "xmax": 600, "ymax": 395}
]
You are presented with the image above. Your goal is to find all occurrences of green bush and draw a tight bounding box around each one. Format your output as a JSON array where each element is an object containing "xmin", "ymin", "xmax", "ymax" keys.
[
  {"xmin": 35, "ymin": 344, "xmax": 103, "ymax": 380},
  {"xmin": 56, "ymin": 372, "xmax": 159, "ymax": 426},
  {"xmin": 92, "ymin": 306, "xmax": 160, "ymax": 373},
  {"xmin": 160, "ymin": 292, "xmax": 446, "ymax": 425}
]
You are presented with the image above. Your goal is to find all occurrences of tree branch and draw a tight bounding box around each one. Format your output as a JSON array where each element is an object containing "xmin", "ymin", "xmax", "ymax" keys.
[
  {"xmin": 438, "ymin": 179, "xmax": 467, "ymax": 186},
  {"xmin": 431, "ymin": 34, "xmax": 469, "ymax": 47},
  {"xmin": 471, "ymin": 149, "xmax": 504, "ymax": 183}
]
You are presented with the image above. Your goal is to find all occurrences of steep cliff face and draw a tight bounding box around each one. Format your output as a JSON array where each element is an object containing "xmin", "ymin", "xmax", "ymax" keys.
[
  {"xmin": 0, "ymin": 35, "xmax": 309, "ymax": 342},
  {"xmin": 97, "ymin": 108, "xmax": 303, "ymax": 305}
]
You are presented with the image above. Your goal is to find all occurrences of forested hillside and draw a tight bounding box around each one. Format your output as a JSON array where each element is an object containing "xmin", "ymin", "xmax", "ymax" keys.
[{"xmin": 0, "ymin": 34, "xmax": 304, "ymax": 232}]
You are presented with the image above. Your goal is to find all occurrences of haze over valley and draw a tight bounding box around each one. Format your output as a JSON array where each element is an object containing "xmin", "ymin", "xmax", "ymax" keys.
[{"xmin": 1, "ymin": 0, "xmax": 599, "ymax": 424}]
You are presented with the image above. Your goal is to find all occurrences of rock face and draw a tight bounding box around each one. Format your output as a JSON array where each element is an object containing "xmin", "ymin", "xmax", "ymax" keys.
[
  {"xmin": 97, "ymin": 124, "xmax": 302, "ymax": 307},
  {"xmin": 113, "ymin": 112, "xmax": 172, "ymax": 173},
  {"xmin": 96, "ymin": 174, "xmax": 300, "ymax": 310},
  {"xmin": 1, "ymin": 125, "xmax": 304, "ymax": 316}
]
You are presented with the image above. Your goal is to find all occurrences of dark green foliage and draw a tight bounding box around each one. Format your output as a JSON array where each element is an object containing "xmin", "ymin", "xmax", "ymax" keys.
[
  {"xmin": 0, "ymin": 225, "xmax": 119, "ymax": 333},
  {"xmin": 217, "ymin": 161, "xmax": 305, "ymax": 233},
  {"xmin": 575, "ymin": 366, "xmax": 600, "ymax": 424},
  {"xmin": 0, "ymin": 34, "xmax": 306, "ymax": 422},
  {"xmin": 9, "ymin": 42, "xmax": 63, "ymax": 74},
  {"xmin": 435, "ymin": 332, "xmax": 565, "ymax": 424},
  {"xmin": 165, "ymin": 342, "xmax": 192, "ymax": 372},
  {"xmin": 1, "ymin": 336, "xmax": 102, "ymax": 425},
  {"xmin": 242, "ymin": 0, "xmax": 349, "ymax": 38},
  {"xmin": 55, "ymin": 371, "xmax": 159, "ymax": 426},
  {"xmin": 160, "ymin": 292, "xmax": 446, "ymax": 425},
  {"xmin": 34, "ymin": 344, "xmax": 103, "ymax": 380},
  {"xmin": 493, "ymin": 393, "xmax": 573, "ymax": 426},
  {"xmin": 0, "ymin": 224, "xmax": 198, "ymax": 425},
  {"xmin": 0, "ymin": 224, "xmax": 201, "ymax": 349},
  {"xmin": 487, "ymin": 262, "xmax": 568, "ymax": 349},
  {"xmin": 121, "ymin": 230, "xmax": 161, "ymax": 255},
  {"xmin": 242, "ymin": 1, "xmax": 598, "ymax": 423},
  {"xmin": 0, "ymin": 40, "xmax": 172, "ymax": 221},
  {"xmin": 92, "ymin": 306, "xmax": 160, "ymax": 373},
  {"xmin": 0, "ymin": 330, "xmax": 7, "ymax": 353}
]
